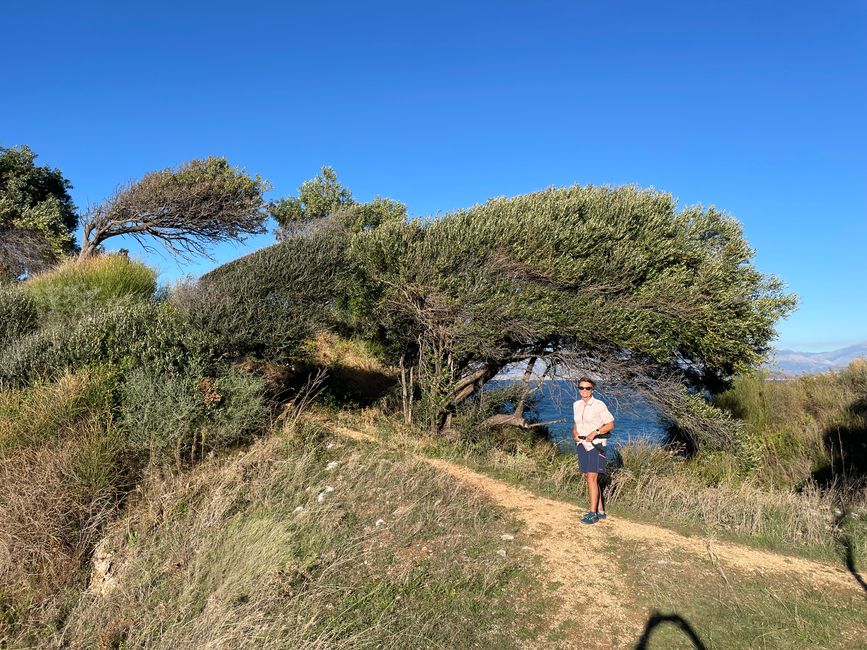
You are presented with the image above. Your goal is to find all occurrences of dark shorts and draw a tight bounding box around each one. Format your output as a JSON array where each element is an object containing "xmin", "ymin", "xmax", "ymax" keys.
[{"xmin": 577, "ymin": 443, "xmax": 607, "ymax": 474}]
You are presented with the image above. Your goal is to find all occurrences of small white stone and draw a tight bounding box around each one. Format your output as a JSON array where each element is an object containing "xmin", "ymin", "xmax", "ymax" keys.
[
  {"xmin": 325, "ymin": 442, "xmax": 334, "ymax": 449},
  {"xmin": 657, "ymin": 560, "xmax": 669, "ymax": 565},
  {"xmin": 375, "ymin": 518, "xmax": 386, "ymax": 527},
  {"xmin": 497, "ymin": 549, "xmax": 507, "ymax": 557},
  {"xmin": 293, "ymin": 506, "xmax": 304, "ymax": 513},
  {"xmin": 500, "ymin": 534, "xmax": 514, "ymax": 541},
  {"xmin": 325, "ymin": 461, "xmax": 339, "ymax": 471},
  {"xmin": 317, "ymin": 486, "xmax": 335, "ymax": 502}
]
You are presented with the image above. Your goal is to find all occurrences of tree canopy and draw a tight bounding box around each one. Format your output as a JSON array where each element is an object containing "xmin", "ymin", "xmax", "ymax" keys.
[
  {"xmin": 271, "ymin": 166, "xmax": 407, "ymax": 239},
  {"xmin": 350, "ymin": 184, "xmax": 796, "ymax": 432},
  {"xmin": 0, "ymin": 145, "xmax": 78, "ymax": 279},
  {"xmin": 79, "ymin": 157, "xmax": 270, "ymax": 260}
]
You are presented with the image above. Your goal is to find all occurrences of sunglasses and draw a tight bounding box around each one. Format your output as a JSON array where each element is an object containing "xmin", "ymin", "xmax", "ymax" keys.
[{"xmin": 578, "ymin": 386, "xmax": 594, "ymax": 391}]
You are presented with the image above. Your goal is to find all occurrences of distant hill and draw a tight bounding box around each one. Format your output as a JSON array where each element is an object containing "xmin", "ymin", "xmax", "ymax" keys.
[{"xmin": 768, "ymin": 342, "xmax": 867, "ymax": 376}]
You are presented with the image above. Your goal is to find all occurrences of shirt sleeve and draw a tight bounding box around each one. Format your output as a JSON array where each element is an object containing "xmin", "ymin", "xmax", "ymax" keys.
[{"xmin": 599, "ymin": 403, "xmax": 614, "ymax": 425}]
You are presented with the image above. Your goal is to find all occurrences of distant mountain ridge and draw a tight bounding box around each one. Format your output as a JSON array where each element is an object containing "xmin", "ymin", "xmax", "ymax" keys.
[
  {"xmin": 768, "ymin": 342, "xmax": 867, "ymax": 376},
  {"xmin": 495, "ymin": 343, "xmax": 867, "ymax": 379}
]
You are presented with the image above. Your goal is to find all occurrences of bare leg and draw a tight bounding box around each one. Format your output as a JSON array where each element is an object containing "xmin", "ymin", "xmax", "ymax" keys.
[{"xmin": 586, "ymin": 472, "xmax": 599, "ymax": 513}]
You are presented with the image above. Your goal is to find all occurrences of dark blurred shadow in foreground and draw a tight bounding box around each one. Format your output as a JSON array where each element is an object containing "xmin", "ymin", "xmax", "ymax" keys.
[{"xmin": 634, "ymin": 611, "xmax": 707, "ymax": 650}]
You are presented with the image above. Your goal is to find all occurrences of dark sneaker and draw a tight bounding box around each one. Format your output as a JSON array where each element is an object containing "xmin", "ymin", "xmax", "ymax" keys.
[
  {"xmin": 580, "ymin": 512, "xmax": 599, "ymax": 525},
  {"xmin": 596, "ymin": 512, "xmax": 607, "ymax": 520}
]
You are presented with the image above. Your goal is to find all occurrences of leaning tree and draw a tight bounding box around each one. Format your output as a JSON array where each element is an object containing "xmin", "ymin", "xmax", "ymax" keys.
[
  {"xmin": 351, "ymin": 184, "xmax": 796, "ymax": 446},
  {"xmin": 79, "ymin": 157, "xmax": 270, "ymax": 260}
]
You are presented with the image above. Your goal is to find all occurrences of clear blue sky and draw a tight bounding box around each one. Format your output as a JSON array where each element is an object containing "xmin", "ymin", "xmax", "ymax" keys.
[{"xmin": 3, "ymin": 1, "xmax": 865, "ymax": 351}]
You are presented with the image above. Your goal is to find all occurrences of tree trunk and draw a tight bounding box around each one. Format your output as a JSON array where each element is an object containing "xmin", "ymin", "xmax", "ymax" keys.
[
  {"xmin": 514, "ymin": 356, "xmax": 537, "ymax": 419},
  {"xmin": 78, "ymin": 238, "xmax": 100, "ymax": 260}
]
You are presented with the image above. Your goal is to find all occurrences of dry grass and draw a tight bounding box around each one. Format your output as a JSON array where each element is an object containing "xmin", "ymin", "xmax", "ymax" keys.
[
  {"xmin": 0, "ymin": 428, "xmax": 129, "ymax": 647},
  {"xmin": 342, "ymin": 408, "xmax": 867, "ymax": 566},
  {"xmin": 55, "ymin": 426, "xmax": 555, "ymax": 649},
  {"xmin": 0, "ymin": 368, "xmax": 114, "ymax": 455},
  {"xmin": 613, "ymin": 536, "xmax": 867, "ymax": 649},
  {"xmin": 306, "ymin": 332, "xmax": 389, "ymax": 373}
]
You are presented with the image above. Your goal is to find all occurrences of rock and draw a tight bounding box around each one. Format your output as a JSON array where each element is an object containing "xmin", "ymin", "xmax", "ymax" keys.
[
  {"xmin": 317, "ymin": 486, "xmax": 335, "ymax": 502},
  {"xmin": 88, "ymin": 537, "xmax": 118, "ymax": 597}
]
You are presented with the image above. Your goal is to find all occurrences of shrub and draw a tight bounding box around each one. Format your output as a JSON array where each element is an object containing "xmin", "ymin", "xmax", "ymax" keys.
[
  {"xmin": 714, "ymin": 368, "xmax": 864, "ymax": 488},
  {"xmin": 23, "ymin": 255, "xmax": 157, "ymax": 324},
  {"xmin": 121, "ymin": 367, "xmax": 267, "ymax": 465},
  {"xmin": 172, "ymin": 230, "xmax": 356, "ymax": 360},
  {"xmin": 0, "ymin": 285, "xmax": 38, "ymax": 351},
  {"xmin": 0, "ymin": 302, "xmax": 210, "ymax": 388},
  {"xmin": 839, "ymin": 359, "xmax": 867, "ymax": 394}
]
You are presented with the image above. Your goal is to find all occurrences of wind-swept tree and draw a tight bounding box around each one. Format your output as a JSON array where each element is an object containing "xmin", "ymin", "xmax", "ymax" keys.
[
  {"xmin": 79, "ymin": 157, "xmax": 270, "ymax": 260},
  {"xmin": 0, "ymin": 145, "xmax": 78, "ymax": 279},
  {"xmin": 352, "ymin": 184, "xmax": 796, "ymax": 442}
]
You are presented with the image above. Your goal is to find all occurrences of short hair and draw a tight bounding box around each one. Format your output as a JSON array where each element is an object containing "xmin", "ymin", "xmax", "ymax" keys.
[{"xmin": 578, "ymin": 377, "xmax": 596, "ymax": 388}]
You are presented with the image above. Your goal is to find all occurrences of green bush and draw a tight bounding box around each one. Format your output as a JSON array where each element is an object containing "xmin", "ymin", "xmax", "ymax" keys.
[
  {"xmin": 0, "ymin": 286, "xmax": 38, "ymax": 351},
  {"xmin": 23, "ymin": 255, "xmax": 157, "ymax": 324},
  {"xmin": 173, "ymin": 230, "xmax": 356, "ymax": 360},
  {"xmin": 714, "ymin": 368, "xmax": 863, "ymax": 488},
  {"xmin": 0, "ymin": 303, "xmax": 210, "ymax": 388},
  {"xmin": 121, "ymin": 367, "xmax": 267, "ymax": 464}
]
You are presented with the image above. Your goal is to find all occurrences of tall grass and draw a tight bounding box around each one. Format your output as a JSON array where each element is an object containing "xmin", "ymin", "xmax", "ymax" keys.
[
  {"xmin": 714, "ymin": 364, "xmax": 867, "ymax": 489},
  {"xmin": 0, "ymin": 367, "xmax": 116, "ymax": 455},
  {"xmin": 0, "ymin": 372, "xmax": 131, "ymax": 648},
  {"xmin": 23, "ymin": 254, "xmax": 157, "ymax": 323}
]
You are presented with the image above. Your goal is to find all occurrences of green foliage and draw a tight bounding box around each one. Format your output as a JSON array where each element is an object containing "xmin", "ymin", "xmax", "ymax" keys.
[
  {"xmin": 0, "ymin": 285, "xmax": 38, "ymax": 350},
  {"xmin": 450, "ymin": 385, "xmax": 531, "ymax": 445},
  {"xmin": 271, "ymin": 166, "xmax": 407, "ymax": 239},
  {"xmin": 175, "ymin": 231, "xmax": 357, "ymax": 360},
  {"xmin": 0, "ymin": 303, "xmax": 210, "ymax": 388},
  {"xmin": 341, "ymin": 196, "xmax": 408, "ymax": 233},
  {"xmin": 0, "ymin": 145, "xmax": 78, "ymax": 278},
  {"xmin": 121, "ymin": 367, "xmax": 267, "ymax": 464},
  {"xmin": 714, "ymin": 368, "xmax": 864, "ymax": 488},
  {"xmin": 23, "ymin": 255, "xmax": 157, "ymax": 324},
  {"xmin": 353, "ymin": 185, "xmax": 796, "ymax": 431}
]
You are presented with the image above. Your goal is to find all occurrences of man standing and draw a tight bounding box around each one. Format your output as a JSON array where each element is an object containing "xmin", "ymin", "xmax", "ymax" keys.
[{"xmin": 572, "ymin": 377, "xmax": 614, "ymax": 524}]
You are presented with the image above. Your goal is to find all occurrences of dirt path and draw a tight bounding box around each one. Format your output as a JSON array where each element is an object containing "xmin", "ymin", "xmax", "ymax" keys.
[{"xmin": 332, "ymin": 425, "xmax": 864, "ymax": 639}]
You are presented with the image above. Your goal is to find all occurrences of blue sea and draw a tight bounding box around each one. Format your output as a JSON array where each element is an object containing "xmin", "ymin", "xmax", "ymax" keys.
[{"xmin": 485, "ymin": 379, "xmax": 669, "ymax": 453}]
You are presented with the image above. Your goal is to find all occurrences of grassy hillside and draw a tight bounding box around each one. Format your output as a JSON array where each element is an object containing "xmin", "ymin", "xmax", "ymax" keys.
[
  {"xmin": 1, "ymin": 252, "xmax": 864, "ymax": 648},
  {"xmin": 55, "ymin": 428, "xmax": 556, "ymax": 649}
]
